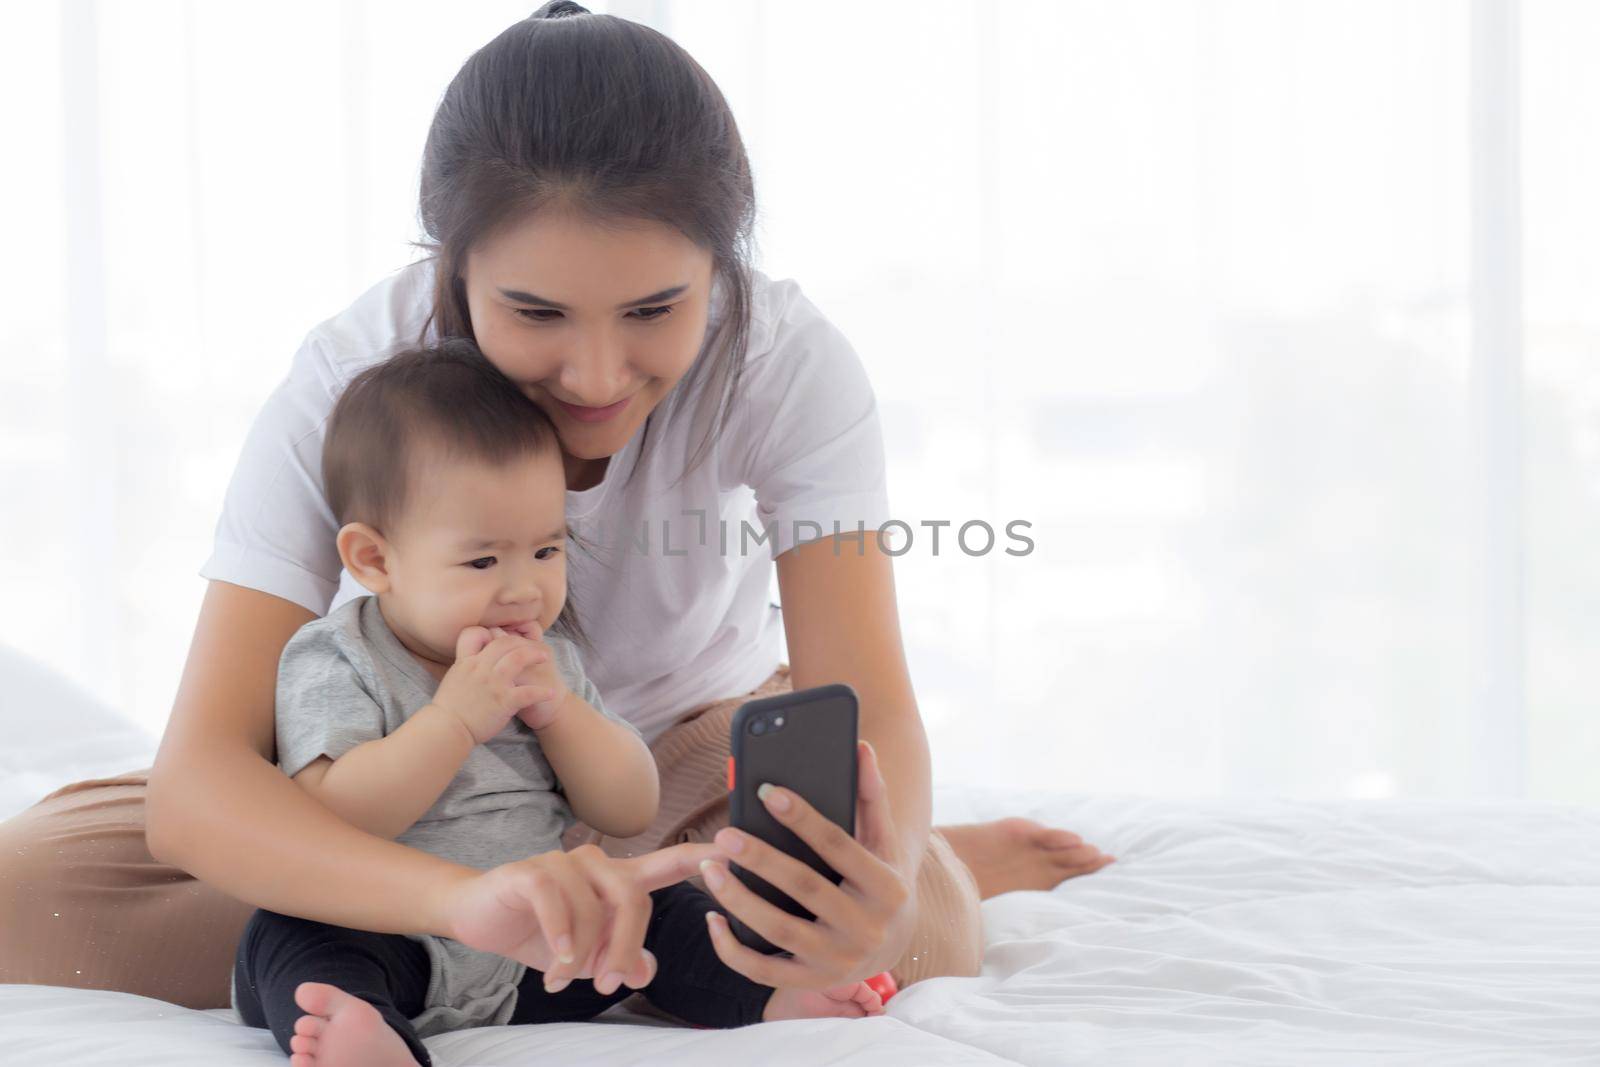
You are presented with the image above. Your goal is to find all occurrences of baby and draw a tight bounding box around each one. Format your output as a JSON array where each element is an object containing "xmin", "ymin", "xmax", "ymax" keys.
[{"xmin": 231, "ymin": 341, "xmax": 882, "ymax": 1067}]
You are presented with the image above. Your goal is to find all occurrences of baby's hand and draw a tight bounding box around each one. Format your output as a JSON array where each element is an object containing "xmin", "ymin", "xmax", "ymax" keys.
[
  {"xmin": 486, "ymin": 625, "xmax": 571, "ymax": 731},
  {"xmin": 432, "ymin": 627, "xmax": 558, "ymax": 744}
]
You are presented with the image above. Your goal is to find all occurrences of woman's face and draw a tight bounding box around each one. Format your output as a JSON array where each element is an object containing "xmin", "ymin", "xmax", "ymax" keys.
[{"xmin": 462, "ymin": 209, "xmax": 716, "ymax": 471}]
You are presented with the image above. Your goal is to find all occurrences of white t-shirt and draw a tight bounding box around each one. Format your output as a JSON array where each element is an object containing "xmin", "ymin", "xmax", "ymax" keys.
[{"xmin": 200, "ymin": 260, "xmax": 891, "ymax": 741}]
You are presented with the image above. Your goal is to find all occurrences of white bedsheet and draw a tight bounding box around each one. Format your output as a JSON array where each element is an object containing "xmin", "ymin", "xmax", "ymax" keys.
[{"xmin": 4, "ymin": 780, "xmax": 1598, "ymax": 1065}]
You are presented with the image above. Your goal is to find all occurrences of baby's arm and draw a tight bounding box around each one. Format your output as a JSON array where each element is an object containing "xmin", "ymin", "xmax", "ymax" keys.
[
  {"xmin": 292, "ymin": 704, "xmax": 475, "ymax": 840},
  {"xmin": 535, "ymin": 692, "xmax": 660, "ymax": 838}
]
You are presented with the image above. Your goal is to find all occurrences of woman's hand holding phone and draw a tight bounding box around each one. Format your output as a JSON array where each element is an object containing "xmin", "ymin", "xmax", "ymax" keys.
[{"xmin": 699, "ymin": 740, "xmax": 914, "ymax": 990}]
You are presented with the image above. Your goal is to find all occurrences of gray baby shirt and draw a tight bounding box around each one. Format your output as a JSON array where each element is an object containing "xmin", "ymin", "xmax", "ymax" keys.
[{"xmin": 241, "ymin": 594, "xmax": 636, "ymax": 1036}]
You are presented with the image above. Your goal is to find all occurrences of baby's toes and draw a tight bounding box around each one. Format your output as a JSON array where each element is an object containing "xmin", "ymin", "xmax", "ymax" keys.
[
  {"xmin": 294, "ymin": 1013, "xmax": 325, "ymax": 1038},
  {"xmin": 818, "ymin": 992, "xmax": 865, "ymax": 1019},
  {"xmin": 856, "ymin": 985, "xmax": 885, "ymax": 1015},
  {"xmin": 293, "ymin": 980, "xmax": 340, "ymax": 1017},
  {"xmin": 290, "ymin": 1032, "xmax": 318, "ymax": 1056}
]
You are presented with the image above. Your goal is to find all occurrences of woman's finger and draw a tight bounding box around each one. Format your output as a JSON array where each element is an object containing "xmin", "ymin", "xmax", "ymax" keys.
[
  {"xmin": 618, "ymin": 842, "xmax": 722, "ymax": 892},
  {"xmin": 696, "ymin": 859, "xmax": 844, "ymax": 970},
  {"xmin": 751, "ymin": 781, "xmax": 905, "ymax": 909},
  {"xmin": 511, "ymin": 866, "xmax": 573, "ymax": 976},
  {"xmin": 541, "ymin": 857, "xmax": 602, "ymax": 990},
  {"xmin": 702, "ymin": 910, "xmax": 835, "ymax": 992},
  {"xmin": 852, "ymin": 740, "xmax": 902, "ymax": 864},
  {"xmin": 578, "ymin": 851, "xmax": 652, "ymax": 995},
  {"xmin": 620, "ymin": 947, "xmax": 656, "ymax": 991},
  {"xmin": 709, "ymin": 827, "xmax": 873, "ymax": 940}
]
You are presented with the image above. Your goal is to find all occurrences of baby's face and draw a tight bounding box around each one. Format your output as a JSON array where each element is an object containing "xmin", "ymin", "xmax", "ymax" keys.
[{"xmin": 379, "ymin": 448, "xmax": 569, "ymax": 665}]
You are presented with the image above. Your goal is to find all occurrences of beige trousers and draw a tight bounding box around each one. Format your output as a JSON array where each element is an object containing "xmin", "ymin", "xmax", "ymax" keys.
[{"xmin": 0, "ymin": 667, "xmax": 981, "ymax": 1009}]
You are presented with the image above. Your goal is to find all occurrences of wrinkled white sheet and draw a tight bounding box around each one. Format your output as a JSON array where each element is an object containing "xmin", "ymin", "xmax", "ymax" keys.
[{"xmin": 4, "ymin": 781, "xmax": 1598, "ymax": 1065}]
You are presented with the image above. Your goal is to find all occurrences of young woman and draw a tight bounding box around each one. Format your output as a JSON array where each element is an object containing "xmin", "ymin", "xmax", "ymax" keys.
[{"xmin": 0, "ymin": 2, "xmax": 1111, "ymax": 1011}]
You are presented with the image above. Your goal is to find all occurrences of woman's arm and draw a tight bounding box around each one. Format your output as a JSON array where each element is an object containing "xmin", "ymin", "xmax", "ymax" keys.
[
  {"xmin": 147, "ymin": 582, "xmax": 717, "ymax": 993},
  {"xmin": 535, "ymin": 694, "xmax": 660, "ymax": 838},
  {"xmin": 289, "ymin": 701, "xmax": 476, "ymax": 841},
  {"xmin": 145, "ymin": 581, "xmax": 476, "ymax": 936},
  {"xmin": 774, "ymin": 530, "xmax": 930, "ymax": 956}
]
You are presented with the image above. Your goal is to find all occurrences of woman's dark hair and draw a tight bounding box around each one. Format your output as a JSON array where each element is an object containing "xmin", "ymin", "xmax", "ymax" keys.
[
  {"xmin": 416, "ymin": 1, "xmax": 757, "ymax": 485},
  {"xmin": 323, "ymin": 338, "xmax": 588, "ymax": 649}
]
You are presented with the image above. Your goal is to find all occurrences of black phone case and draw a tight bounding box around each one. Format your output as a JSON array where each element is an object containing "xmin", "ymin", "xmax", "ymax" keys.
[{"xmin": 726, "ymin": 683, "xmax": 859, "ymax": 954}]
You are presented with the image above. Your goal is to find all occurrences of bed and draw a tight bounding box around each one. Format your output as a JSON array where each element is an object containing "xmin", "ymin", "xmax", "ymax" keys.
[{"xmin": 3, "ymin": 649, "xmax": 1598, "ymax": 1064}]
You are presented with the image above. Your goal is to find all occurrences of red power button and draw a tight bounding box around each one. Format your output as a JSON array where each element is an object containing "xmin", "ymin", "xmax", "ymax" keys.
[{"xmin": 726, "ymin": 755, "xmax": 735, "ymax": 790}]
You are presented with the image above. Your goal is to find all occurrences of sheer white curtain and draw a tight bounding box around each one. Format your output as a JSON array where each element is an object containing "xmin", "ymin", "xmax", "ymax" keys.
[{"xmin": 2, "ymin": 1, "xmax": 1595, "ymax": 802}]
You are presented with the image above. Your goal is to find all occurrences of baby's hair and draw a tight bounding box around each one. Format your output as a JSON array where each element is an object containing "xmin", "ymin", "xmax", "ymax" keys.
[
  {"xmin": 323, "ymin": 338, "xmax": 559, "ymax": 532},
  {"xmin": 323, "ymin": 338, "xmax": 590, "ymax": 649}
]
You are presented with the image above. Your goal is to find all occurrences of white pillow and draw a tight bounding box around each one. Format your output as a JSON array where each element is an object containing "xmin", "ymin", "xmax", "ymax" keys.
[{"xmin": 0, "ymin": 645, "xmax": 156, "ymax": 821}]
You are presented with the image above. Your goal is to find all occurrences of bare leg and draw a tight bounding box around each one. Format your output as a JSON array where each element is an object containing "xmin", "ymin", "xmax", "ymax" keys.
[{"xmin": 936, "ymin": 817, "xmax": 1115, "ymax": 899}]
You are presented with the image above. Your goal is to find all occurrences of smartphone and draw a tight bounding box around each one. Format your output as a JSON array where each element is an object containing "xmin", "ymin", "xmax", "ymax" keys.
[{"xmin": 726, "ymin": 683, "xmax": 859, "ymax": 954}]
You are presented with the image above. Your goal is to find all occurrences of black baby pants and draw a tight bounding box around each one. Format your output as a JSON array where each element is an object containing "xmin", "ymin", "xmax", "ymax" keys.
[{"xmin": 233, "ymin": 882, "xmax": 771, "ymax": 1065}]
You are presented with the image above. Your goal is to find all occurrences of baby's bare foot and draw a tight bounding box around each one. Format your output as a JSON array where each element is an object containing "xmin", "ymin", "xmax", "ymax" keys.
[
  {"xmin": 288, "ymin": 981, "xmax": 418, "ymax": 1067},
  {"xmin": 939, "ymin": 817, "xmax": 1115, "ymax": 899},
  {"xmin": 763, "ymin": 981, "xmax": 885, "ymax": 1021}
]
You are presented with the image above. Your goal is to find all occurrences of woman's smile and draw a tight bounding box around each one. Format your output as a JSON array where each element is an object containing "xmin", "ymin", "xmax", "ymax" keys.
[{"xmin": 554, "ymin": 395, "xmax": 632, "ymax": 423}]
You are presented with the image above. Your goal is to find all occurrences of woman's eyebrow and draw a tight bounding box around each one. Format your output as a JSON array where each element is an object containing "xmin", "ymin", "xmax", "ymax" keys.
[{"xmin": 497, "ymin": 284, "xmax": 689, "ymax": 310}]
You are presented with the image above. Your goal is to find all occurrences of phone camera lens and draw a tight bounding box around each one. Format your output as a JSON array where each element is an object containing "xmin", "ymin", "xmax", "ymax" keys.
[{"xmin": 750, "ymin": 719, "xmax": 767, "ymax": 736}]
